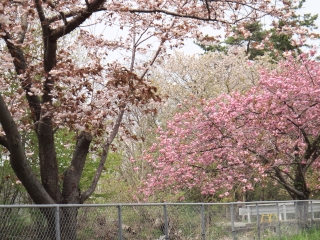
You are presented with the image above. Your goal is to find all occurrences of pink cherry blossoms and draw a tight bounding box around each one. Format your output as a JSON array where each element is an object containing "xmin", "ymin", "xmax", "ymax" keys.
[{"xmin": 140, "ymin": 55, "xmax": 320, "ymax": 200}]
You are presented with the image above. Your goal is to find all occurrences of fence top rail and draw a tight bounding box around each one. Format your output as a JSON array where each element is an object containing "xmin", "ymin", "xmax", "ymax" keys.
[
  {"xmin": 0, "ymin": 200, "xmax": 320, "ymax": 208},
  {"xmin": 244, "ymin": 202, "xmax": 320, "ymax": 207}
]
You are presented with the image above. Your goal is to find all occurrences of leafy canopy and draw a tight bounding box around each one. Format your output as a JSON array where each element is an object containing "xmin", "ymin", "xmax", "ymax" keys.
[{"xmin": 140, "ymin": 54, "xmax": 320, "ymax": 200}]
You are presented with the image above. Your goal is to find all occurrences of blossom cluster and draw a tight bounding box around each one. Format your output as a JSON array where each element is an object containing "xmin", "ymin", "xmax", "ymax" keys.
[{"xmin": 140, "ymin": 56, "xmax": 320, "ymax": 199}]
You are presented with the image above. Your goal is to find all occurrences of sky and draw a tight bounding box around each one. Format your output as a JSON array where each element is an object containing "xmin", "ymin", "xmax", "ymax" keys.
[
  {"xmin": 180, "ymin": 0, "xmax": 320, "ymax": 55},
  {"xmin": 302, "ymin": 0, "xmax": 320, "ymax": 20}
]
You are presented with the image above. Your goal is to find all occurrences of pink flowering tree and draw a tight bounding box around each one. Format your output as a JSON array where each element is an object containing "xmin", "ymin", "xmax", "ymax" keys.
[{"xmin": 141, "ymin": 55, "xmax": 320, "ymax": 202}]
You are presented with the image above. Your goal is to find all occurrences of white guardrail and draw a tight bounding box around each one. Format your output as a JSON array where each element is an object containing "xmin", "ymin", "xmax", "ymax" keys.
[{"xmin": 239, "ymin": 202, "xmax": 320, "ymax": 223}]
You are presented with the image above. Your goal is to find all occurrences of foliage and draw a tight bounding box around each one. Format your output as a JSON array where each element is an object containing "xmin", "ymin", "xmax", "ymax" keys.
[
  {"xmin": 0, "ymin": 149, "xmax": 29, "ymax": 204},
  {"xmin": 139, "ymin": 54, "xmax": 320, "ymax": 201},
  {"xmin": 130, "ymin": 50, "xmax": 305, "ymax": 202},
  {"xmin": 151, "ymin": 50, "xmax": 274, "ymax": 100},
  {"xmin": 197, "ymin": 1, "xmax": 319, "ymax": 60},
  {"xmin": 267, "ymin": 228, "xmax": 320, "ymax": 240},
  {"xmin": 129, "ymin": 50, "xmax": 282, "ymax": 202}
]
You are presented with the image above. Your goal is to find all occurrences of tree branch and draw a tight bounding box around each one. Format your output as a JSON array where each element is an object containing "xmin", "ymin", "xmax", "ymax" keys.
[
  {"xmin": 204, "ymin": 0, "xmax": 212, "ymax": 20},
  {"xmin": 62, "ymin": 131, "xmax": 92, "ymax": 203},
  {"xmin": 34, "ymin": 0, "xmax": 47, "ymax": 23},
  {"xmin": 127, "ymin": 5, "xmax": 268, "ymax": 25},
  {"xmin": 81, "ymin": 108, "xmax": 125, "ymax": 202},
  {"xmin": 1, "ymin": 25, "xmax": 41, "ymax": 122},
  {"xmin": 47, "ymin": 8, "xmax": 99, "ymax": 24},
  {"xmin": 0, "ymin": 94, "xmax": 54, "ymax": 204},
  {"xmin": 310, "ymin": 133, "xmax": 320, "ymax": 156},
  {"xmin": 140, "ymin": 37, "xmax": 165, "ymax": 79},
  {"xmin": 305, "ymin": 149, "xmax": 320, "ymax": 175},
  {"xmin": 269, "ymin": 173, "xmax": 296, "ymax": 199},
  {"xmin": 51, "ymin": 0, "xmax": 107, "ymax": 40},
  {"xmin": 244, "ymin": 146, "xmax": 270, "ymax": 165},
  {"xmin": 275, "ymin": 166, "xmax": 295, "ymax": 182},
  {"xmin": 37, "ymin": 114, "xmax": 61, "ymax": 202},
  {"xmin": 1, "ymin": 28, "xmax": 27, "ymax": 73},
  {"xmin": 128, "ymin": 8, "xmax": 217, "ymax": 23},
  {"xmin": 273, "ymin": 167, "xmax": 306, "ymax": 199},
  {"xmin": 140, "ymin": 20, "xmax": 176, "ymax": 79},
  {"xmin": 35, "ymin": 0, "xmax": 57, "ymax": 73},
  {"xmin": 17, "ymin": 0, "xmax": 28, "ymax": 43},
  {"xmin": 26, "ymin": 2, "xmax": 59, "ymax": 203},
  {"xmin": 0, "ymin": 135, "xmax": 9, "ymax": 149}
]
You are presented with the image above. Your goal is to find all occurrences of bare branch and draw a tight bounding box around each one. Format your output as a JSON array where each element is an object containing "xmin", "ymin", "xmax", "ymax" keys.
[
  {"xmin": 47, "ymin": 9, "xmax": 83, "ymax": 24},
  {"xmin": 128, "ymin": 5, "xmax": 269, "ymax": 25},
  {"xmin": 130, "ymin": 21, "xmax": 137, "ymax": 72},
  {"xmin": 1, "ymin": 28, "xmax": 27, "ymax": 73},
  {"xmin": 51, "ymin": 0, "xmax": 107, "ymax": 40},
  {"xmin": 46, "ymin": 7, "xmax": 101, "ymax": 24},
  {"xmin": 304, "ymin": 148, "xmax": 320, "ymax": 174},
  {"xmin": 81, "ymin": 108, "xmax": 125, "ymax": 202},
  {"xmin": 17, "ymin": 0, "xmax": 28, "ymax": 43},
  {"xmin": 243, "ymin": 146, "xmax": 270, "ymax": 165},
  {"xmin": 34, "ymin": 0, "xmax": 47, "ymax": 23},
  {"xmin": 139, "ymin": 18, "xmax": 174, "ymax": 80},
  {"xmin": 129, "ymin": 8, "xmax": 216, "ymax": 23},
  {"xmin": 275, "ymin": 166, "xmax": 295, "ymax": 182},
  {"xmin": 59, "ymin": 11, "xmax": 68, "ymax": 26},
  {"xmin": 204, "ymin": 0, "xmax": 211, "ymax": 20},
  {"xmin": 272, "ymin": 167, "xmax": 306, "ymax": 199}
]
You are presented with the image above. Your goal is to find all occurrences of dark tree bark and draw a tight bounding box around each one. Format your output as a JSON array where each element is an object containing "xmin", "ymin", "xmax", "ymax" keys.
[
  {"xmin": 0, "ymin": 94, "xmax": 55, "ymax": 205},
  {"xmin": 0, "ymin": 1, "xmax": 112, "ymax": 239}
]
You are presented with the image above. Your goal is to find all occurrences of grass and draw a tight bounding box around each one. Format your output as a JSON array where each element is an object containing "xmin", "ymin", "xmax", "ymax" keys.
[{"xmin": 267, "ymin": 228, "xmax": 320, "ymax": 240}]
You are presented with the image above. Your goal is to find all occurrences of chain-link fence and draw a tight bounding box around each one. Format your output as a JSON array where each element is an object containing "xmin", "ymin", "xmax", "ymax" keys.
[{"xmin": 1, "ymin": 200, "xmax": 320, "ymax": 240}]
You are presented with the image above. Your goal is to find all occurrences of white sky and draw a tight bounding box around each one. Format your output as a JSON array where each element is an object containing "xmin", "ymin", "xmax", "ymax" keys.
[{"xmin": 302, "ymin": 0, "xmax": 320, "ymax": 21}]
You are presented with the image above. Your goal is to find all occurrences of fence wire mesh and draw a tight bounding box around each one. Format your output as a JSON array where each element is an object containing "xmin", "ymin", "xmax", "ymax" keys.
[{"xmin": 1, "ymin": 201, "xmax": 320, "ymax": 240}]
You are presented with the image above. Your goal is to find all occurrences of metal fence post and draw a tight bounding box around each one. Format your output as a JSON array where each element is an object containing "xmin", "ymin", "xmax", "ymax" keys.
[
  {"xmin": 294, "ymin": 201, "xmax": 298, "ymax": 234},
  {"xmin": 310, "ymin": 200, "xmax": 314, "ymax": 228},
  {"xmin": 230, "ymin": 203, "xmax": 236, "ymax": 240},
  {"xmin": 201, "ymin": 204, "xmax": 205, "ymax": 240},
  {"xmin": 164, "ymin": 204, "xmax": 169, "ymax": 240},
  {"xmin": 256, "ymin": 202, "xmax": 260, "ymax": 240},
  {"xmin": 118, "ymin": 205, "xmax": 123, "ymax": 240},
  {"xmin": 247, "ymin": 205, "xmax": 251, "ymax": 223},
  {"xmin": 55, "ymin": 205, "xmax": 61, "ymax": 240},
  {"xmin": 283, "ymin": 204, "xmax": 287, "ymax": 221},
  {"xmin": 276, "ymin": 202, "xmax": 281, "ymax": 239}
]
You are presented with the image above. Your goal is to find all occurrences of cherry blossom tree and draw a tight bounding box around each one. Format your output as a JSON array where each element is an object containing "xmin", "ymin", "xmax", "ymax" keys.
[
  {"xmin": 116, "ymin": 50, "xmax": 257, "ymax": 199},
  {"xmin": 140, "ymin": 54, "xmax": 320, "ymax": 203},
  {"xmin": 125, "ymin": 49, "xmax": 281, "ymax": 201},
  {"xmin": 0, "ymin": 0, "xmax": 305, "ymax": 237}
]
